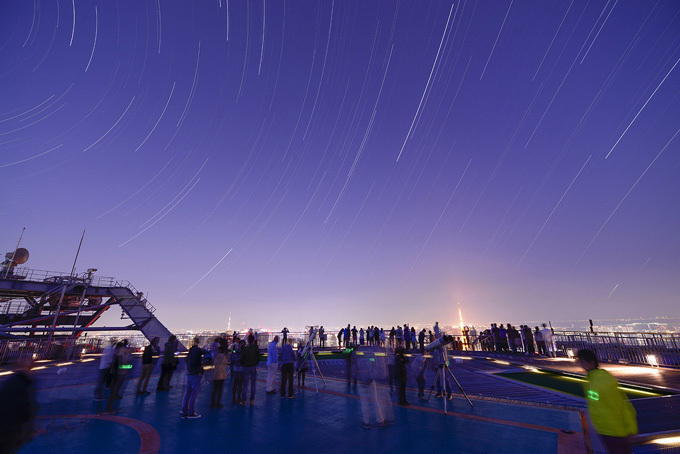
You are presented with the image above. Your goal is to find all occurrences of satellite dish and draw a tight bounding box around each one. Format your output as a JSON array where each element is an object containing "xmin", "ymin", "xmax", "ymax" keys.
[{"xmin": 12, "ymin": 248, "xmax": 29, "ymax": 265}]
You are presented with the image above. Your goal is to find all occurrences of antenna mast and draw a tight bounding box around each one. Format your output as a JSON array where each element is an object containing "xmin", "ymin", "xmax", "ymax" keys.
[{"xmin": 3, "ymin": 227, "xmax": 25, "ymax": 278}]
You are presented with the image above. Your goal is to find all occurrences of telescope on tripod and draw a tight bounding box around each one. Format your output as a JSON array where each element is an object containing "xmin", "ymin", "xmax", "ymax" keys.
[
  {"xmin": 425, "ymin": 335, "xmax": 454, "ymax": 351},
  {"xmin": 295, "ymin": 327, "xmax": 326, "ymax": 392},
  {"xmin": 425, "ymin": 335, "xmax": 473, "ymax": 412}
]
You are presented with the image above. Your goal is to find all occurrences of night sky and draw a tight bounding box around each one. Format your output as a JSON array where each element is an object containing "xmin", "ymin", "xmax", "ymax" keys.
[{"xmin": 2, "ymin": 0, "xmax": 679, "ymax": 332}]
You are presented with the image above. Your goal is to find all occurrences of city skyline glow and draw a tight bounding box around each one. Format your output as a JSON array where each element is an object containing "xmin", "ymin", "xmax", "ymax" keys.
[{"xmin": 1, "ymin": 1, "xmax": 679, "ymax": 331}]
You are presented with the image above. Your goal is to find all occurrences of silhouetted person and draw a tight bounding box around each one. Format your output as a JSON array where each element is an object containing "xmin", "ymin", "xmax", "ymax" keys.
[
  {"xmin": 279, "ymin": 338, "xmax": 296, "ymax": 398},
  {"xmin": 231, "ymin": 339, "xmax": 245, "ymax": 404},
  {"xmin": 0, "ymin": 356, "xmax": 37, "ymax": 454},
  {"xmin": 157, "ymin": 335, "xmax": 178, "ymax": 391},
  {"xmin": 266, "ymin": 335, "xmax": 279, "ymax": 394},
  {"xmin": 395, "ymin": 347, "xmax": 409, "ymax": 406},
  {"xmin": 181, "ymin": 337, "xmax": 205, "ymax": 418},
  {"xmin": 241, "ymin": 334, "xmax": 261, "ymax": 405},
  {"xmin": 296, "ymin": 344, "xmax": 308, "ymax": 388},
  {"xmin": 137, "ymin": 337, "xmax": 159, "ymax": 395},
  {"xmin": 523, "ymin": 325, "xmax": 535, "ymax": 354}
]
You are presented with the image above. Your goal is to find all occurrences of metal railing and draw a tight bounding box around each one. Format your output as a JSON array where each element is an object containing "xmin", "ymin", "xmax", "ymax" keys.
[
  {"xmin": 1, "ymin": 267, "xmax": 157, "ymax": 314},
  {"xmin": 0, "ymin": 337, "xmax": 107, "ymax": 364},
  {"xmin": 553, "ymin": 331, "xmax": 680, "ymax": 367},
  {"xmin": 1, "ymin": 300, "xmax": 33, "ymax": 315},
  {"xmin": 113, "ymin": 280, "xmax": 157, "ymax": 314},
  {"xmin": 175, "ymin": 331, "xmax": 330, "ymax": 350},
  {"xmin": 5, "ymin": 329, "xmax": 677, "ymax": 368},
  {"xmin": 3, "ymin": 267, "xmax": 118, "ymax": 288}
]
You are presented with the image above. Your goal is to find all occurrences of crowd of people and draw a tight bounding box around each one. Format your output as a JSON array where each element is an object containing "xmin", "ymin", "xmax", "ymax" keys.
[
  {"xmin": 466, "ymin": 322, "xmax": 556, "ymax": 356},
  {"xmin": 0, "ymin": 317, "xmax": 639, "ymax": 454},
  {"xmin": 92, "ymin": 320, "xmax": 560, "ymax": 416},
  {"xmin": 307, "ymin": 321, "xmax": 558, "ymax": 358},
  {"xmin": 79, "ymin": 320, "xmax": 635, "ymax": 453},
  {"xmin": 93, "ymin": 329, "xmax": 314, "ymax": 419}
]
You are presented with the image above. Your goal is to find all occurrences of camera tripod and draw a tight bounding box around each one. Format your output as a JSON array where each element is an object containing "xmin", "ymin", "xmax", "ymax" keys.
[
  {"xmin": 295, "ymin": 328, "xmax": 326, "ymax": 393},
  {"xmin": 427, "ymin": 348, "xmax": 473, "ymax": 414}
]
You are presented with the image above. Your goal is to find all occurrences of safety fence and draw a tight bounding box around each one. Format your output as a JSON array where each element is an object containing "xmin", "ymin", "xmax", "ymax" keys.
[
  {"xmin": 0, "ymin": 337, "xmax": 107, "ymax": 364},
  {"xmin": 1, "ymin": 267, "xmax": 158, "ymax": 315},
  {"xmin": 0, "ymin": 331, "xmax": 329, "ymax": 364},
  {"xmin": 4, "ymin": 329, "xmax": 678, "ymax": 368},
  {"xmin": 4, "ymin": 267, "xmax": 117, "ymax": 288},
  {"xmin": 178, "ymin": 331, "xmax": 340, "ymax": 350},
  {"xmin": 553, "ymin": 331, "xmax": 680, "ymax": 367}
]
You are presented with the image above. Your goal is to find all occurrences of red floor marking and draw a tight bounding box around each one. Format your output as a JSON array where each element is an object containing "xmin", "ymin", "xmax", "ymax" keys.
[
  {"xmin": 579, "ymin": 409, "xmax": 594, "ymax": 453},
  {"xmin": 37, "ymin": 414, "xmax": 160, "ymax": 454}
]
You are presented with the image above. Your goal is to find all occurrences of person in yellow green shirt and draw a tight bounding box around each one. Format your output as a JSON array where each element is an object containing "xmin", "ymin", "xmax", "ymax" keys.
[{"xmin": 577, "ymin": 349, "xmax": 637, "ymax": 453}]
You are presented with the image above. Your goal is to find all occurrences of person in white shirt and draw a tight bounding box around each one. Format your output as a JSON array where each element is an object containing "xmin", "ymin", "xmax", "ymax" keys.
[
  {"xmin": 266, "ymin": 336, "xmax": 279, "ymax": 393},
  {"xmin": 94, "ymin": 338, "xmax": 117, "ymax": 400},
  {"xmin": 540, "ymin": 323, "xmax": 554, "ymax": 357}
]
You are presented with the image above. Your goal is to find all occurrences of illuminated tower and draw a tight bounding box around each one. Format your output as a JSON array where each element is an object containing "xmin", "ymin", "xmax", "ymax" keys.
[{"xmin": 458, "ymin": 303, "xmax": 464, "ymax": 333}]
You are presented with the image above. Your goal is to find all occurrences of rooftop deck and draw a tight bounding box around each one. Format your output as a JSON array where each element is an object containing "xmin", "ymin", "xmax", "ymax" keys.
[{"xmin": 5, "ymin": 349, "xmax": 679, "ymax": 454}]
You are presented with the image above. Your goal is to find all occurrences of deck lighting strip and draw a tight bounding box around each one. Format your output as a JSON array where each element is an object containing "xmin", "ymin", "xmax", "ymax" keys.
[{"xmin": 653, "ymin": 436, "xmax": 680, "ymax": 445}]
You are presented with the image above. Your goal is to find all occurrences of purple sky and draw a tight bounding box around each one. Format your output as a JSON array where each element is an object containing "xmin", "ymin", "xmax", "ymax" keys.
[{"xmin": 1, "ymin": 0, "xmax": 679, "ymax": 332}]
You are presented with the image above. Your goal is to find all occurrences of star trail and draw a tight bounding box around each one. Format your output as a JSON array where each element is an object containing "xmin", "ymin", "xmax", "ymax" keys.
[{"xmin": 1, "ymin": 0, "xmax": 679, "ymax": 330}]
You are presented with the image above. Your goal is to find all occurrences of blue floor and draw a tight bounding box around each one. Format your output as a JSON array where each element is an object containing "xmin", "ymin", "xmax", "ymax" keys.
[{"xmin": 14, "ymin": 358, "xmax": 589, "ymax": 453}]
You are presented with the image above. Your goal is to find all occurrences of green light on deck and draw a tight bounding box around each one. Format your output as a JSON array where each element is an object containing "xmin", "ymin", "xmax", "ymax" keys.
[
  {"xmin": 587, "ymin": 390, "xmax": 599, "ymax": 401},
  {"xmin": 369, "ymin": 358, "xmax": 375, "ymax": 362},
  {"xmin": 119, "ymin": 364, "xmax": 133, "ymax": 370}
]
